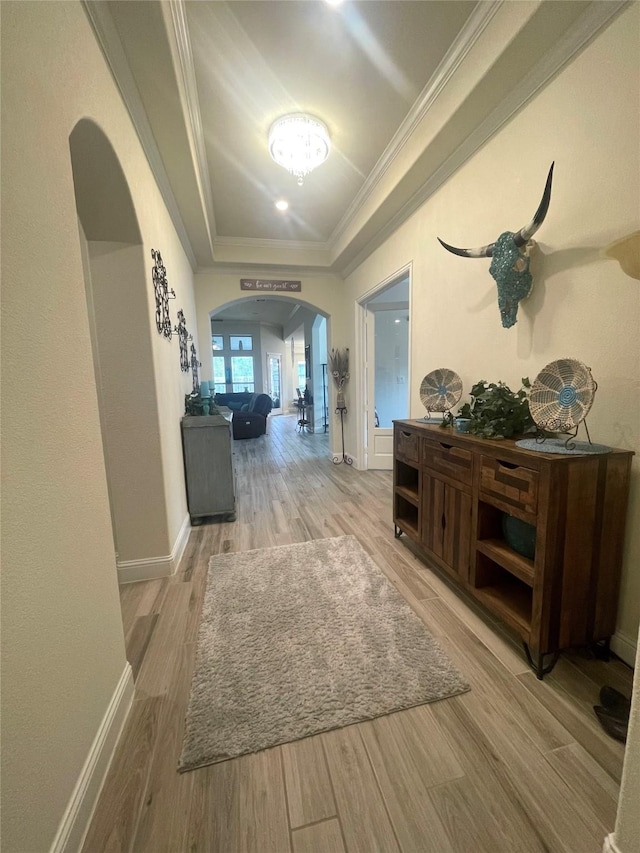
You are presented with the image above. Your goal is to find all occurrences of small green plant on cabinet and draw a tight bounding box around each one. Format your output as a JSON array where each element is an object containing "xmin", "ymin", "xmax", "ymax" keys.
[
  {"xmin": 185, "ymin": 392, "xmax": 204, "ymax": 416},
  {"xmin": 454, "ymin": 378, "xmax": 535, "ymax": 439}
]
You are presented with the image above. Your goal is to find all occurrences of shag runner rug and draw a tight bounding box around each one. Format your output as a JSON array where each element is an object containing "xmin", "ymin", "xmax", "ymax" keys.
[{"xmin": 178, "ymin": 535, "xmax": 469, "ymax": 772}]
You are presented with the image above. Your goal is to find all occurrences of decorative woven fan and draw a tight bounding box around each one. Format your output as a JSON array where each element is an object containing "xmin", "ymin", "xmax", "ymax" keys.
[
  {"xmin": 419, "ymin": 368, "xmax": 462, "ymax": 420},
  {"xmin": 528, "ymin": 358, "xmax": 596, "ymax": 433}
]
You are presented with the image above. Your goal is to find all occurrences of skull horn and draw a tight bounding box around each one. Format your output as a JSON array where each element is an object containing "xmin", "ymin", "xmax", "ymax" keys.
[
  {"xmin": 513, "ymin": 162, "xmax": 555, "ymax": 247},
  {"xmin": 436, "ymin": 238, "xmax": 495, "ymax": 258}
]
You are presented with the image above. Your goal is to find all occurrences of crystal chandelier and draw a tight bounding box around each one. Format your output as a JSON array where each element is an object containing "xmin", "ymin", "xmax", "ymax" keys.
[{"xmin": 268, "ymin": 113, "xmax": 331, "ymax": 186}]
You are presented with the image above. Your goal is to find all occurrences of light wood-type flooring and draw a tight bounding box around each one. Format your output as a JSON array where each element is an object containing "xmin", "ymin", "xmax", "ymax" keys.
[{"xmin": 83, "ymin": 414, "xmax": 633, "ymax": 853}]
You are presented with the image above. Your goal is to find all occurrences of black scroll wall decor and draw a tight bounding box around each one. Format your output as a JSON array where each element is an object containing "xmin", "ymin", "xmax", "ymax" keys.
[
  {"xmin": 151, "ymin": 249, "xmax": 175, "ymax": 340},
  {"xmin": 172, "ymin": 309, "xmax": 193, "ymax": 372},
  {"xmin": 190, "ymin": 342, "xmax": 201, "ymax": 391}
]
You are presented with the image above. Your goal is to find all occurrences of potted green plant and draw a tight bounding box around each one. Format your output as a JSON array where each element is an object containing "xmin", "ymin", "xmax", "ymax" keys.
[
  {"xmin": 184, "ymin": 391, "xmax": 219, "ymax": 417},
  {"xmin": 452, "ymin": 378, "xmax": 535, "ymax": 439}
]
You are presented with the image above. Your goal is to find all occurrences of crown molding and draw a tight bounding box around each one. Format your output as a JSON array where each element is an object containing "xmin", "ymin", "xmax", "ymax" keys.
[
  {"xmin": 197, "ymin": 262, "xmax": 342, "ymax": 279},
  {"xmin": 81, "ymin": 1, "xmax": 197, "ymax": 270},
  {"xmin": 339, "ymin": 0, "xmax": 631, "ymax": 278},
  {"xmin": 214, "ymin": 235, "xmax": 331, "ymax": 253},
  {"xmin": 84, "ymin": 0, "xmax": 630, "ymax": 281},
  {"xmin": 166, "ymin": 0, "xmax": 217, "ymax": 244},
  {"xmin": 329, "ymin": 1, "xmax": 503, "ymax": 245}
]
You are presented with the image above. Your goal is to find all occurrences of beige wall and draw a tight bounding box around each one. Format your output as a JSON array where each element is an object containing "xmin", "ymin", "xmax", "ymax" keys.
[
  {"xmin": 1, "ymin": 2, "xmax": 196, "ymax": 849},
  {"xmin": 612, "ymin": 639, "xmax": 640, "ymax": 853},
  {"xmin": 260, "ymin": 325, "xmax": 288, "ymax": 405},
  {"xmin": 345, "ymin": 4, "xmax": 640, "ymax": 660},
  {"xmin": 87, "ymin": 241, "xmax": 171, "ymax": 562}
]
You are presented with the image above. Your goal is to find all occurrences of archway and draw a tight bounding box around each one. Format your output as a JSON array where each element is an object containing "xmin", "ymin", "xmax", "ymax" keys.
[
  {"xmin": 69, "ymin": 120, "xmax": 171, "ymax": 593},
  {"xmin": 208, "ymin": 295, "xmax": 331, "ymax": 435}
]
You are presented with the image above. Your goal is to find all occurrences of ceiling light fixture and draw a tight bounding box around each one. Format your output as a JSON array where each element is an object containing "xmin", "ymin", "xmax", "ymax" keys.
[
  {"xmin": 268, "ymin": 113, "xmax": 330, "ymax": 186},
  {"xmin": 275, "ymin": 199, "xmax": 289, "ymax": 212}
]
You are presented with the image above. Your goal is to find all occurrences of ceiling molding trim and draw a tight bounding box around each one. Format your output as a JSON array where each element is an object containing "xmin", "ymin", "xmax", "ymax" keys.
[
  {"xmin": 81, "ymin": 1, "xmax": 197, "ymax": 270},
  {"xmin": 329, "ymin": 1, "xmax": 503, "ymax": 244},
  {"xmin": 197, "ymin": 263, "xmax": 342, "ymax": 279},
  {"xmin": 213, "ymin": 236, "xmax": 331, "ymax": 252},
  {"xmin": 167, "ymin": 0, "xmax": 217, "ymax": 244},
  {"xmin": 339, "ymin": 0, "xmax": 631, "ymax": 278}
]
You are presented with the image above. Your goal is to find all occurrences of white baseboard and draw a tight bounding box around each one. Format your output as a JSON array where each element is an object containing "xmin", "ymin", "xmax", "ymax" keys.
[
  {"xmin": 603, "ymin": 833, "xmax": 622, "ymax": 853},
  {"xmin": 50, "ymin": 664, "xmax": 134, "ymax": 853},
  {"xmin": 117, "ymin": 513, "xmax": 191, "ymax": 583},
  {"xmin": 171, "ymin": 512, "xmax": 192, "ymax": 572},
  {"xmin": 611, "ymin": 629, "xmax": 638, "ymax": 668}
]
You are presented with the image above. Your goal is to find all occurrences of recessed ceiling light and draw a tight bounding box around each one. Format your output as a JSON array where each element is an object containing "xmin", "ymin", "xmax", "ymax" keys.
[
  {"xmin": 275, "ymin": 199, "xmax": 289, "ymax": 212},
  {"xmin": 325, "ymin": 0, "xmax": 344, "ymax": 6}
]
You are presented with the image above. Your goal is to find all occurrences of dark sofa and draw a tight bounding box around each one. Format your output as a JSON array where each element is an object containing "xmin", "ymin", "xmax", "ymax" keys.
[{"xmin": 214, "ymin": 392, "xmax": 273, "ymax": 439}]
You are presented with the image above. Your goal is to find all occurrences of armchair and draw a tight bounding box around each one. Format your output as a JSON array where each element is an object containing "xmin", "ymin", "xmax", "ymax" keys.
[{"xmin": 214, "ymin": 392, "xmax": 273, "ymax": 439}]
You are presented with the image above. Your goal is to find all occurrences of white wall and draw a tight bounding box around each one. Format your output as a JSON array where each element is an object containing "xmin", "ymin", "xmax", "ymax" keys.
[
  {"xmin": 312, "ymin": 316, "xmax": 328, "ymax": 431},
  {"xmin": 346, "ymin": 5, "xmax": 640, "ymax": 659},
  {"xmin": 1, "ymin": 2, "xmax": 197, "ymax": 849},
  {"xmin": 610, "ymin": 639, "xmax": 640, "ymax": 853},
  {"xmin": 261, "ymin": 325, "xmax": 287, "ymax": 406},
  {"xmin": 86, "ymin": 241, "xmax": 171, "ymax": 562}
]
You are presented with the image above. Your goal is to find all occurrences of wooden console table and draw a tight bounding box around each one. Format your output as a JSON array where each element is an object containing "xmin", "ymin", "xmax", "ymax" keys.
[{"xmin": 393, "ymin": 420, "xmax": 633, "ymax": 677}]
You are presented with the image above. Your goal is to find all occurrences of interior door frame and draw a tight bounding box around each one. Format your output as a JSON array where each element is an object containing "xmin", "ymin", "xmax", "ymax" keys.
[{"xmin": 355, "ymin": 262, "xmax": 412, "ymax": 470}]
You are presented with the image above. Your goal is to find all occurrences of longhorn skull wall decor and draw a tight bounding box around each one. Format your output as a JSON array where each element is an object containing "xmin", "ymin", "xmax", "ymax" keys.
[{"xmin": 438, "ymin": 163, "xmax": 554, "ymax": 328}]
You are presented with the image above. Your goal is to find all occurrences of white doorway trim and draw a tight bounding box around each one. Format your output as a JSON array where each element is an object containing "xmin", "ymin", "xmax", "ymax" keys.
[
  {"xmin": 266, "ymin": 352, "xmax": 283, "ymax": 414},
  {"xmin": 355, "ymin": 263, "xmax": 412, "ymax": 470}
]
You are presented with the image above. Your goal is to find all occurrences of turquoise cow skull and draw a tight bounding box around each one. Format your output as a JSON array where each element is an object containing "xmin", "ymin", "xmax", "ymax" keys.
[{"xmin": 438, "ymin": 163, "xmax": 554, "ymax": 329}]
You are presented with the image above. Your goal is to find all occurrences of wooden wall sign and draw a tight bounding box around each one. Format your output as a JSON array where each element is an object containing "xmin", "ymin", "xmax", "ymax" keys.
[{"xmin": 240, "ymin": 279, "xmax": 301, "ymax": 292}]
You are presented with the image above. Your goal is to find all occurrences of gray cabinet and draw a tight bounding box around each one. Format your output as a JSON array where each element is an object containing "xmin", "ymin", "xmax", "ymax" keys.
[{"xmin": 181, "ymin": 413, "xmax": 236, "ymax": 523}]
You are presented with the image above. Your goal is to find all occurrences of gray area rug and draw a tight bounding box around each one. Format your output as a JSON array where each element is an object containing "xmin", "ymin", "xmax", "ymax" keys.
[{"xmin": 179, "ymin": 535, "xmax": 469, "ymax": 771}]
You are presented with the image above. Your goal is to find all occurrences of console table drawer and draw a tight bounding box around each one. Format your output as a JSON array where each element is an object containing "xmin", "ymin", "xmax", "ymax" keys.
[
  {"xmin": 423, "ymin": 438, "xmax": 473, "ymax": 486},
  {"xmin": 480, "ymin": 456, "xmax": 538, "ymax": 514},
  {"xmin": 395, "ymin": 428, "xmax": 420, "ymax": 463}
]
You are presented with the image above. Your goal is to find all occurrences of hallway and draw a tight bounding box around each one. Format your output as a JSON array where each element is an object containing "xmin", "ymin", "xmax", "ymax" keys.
[{"xmin": 84, "ymin": 413, "xmax": 632, "ymax": 853}]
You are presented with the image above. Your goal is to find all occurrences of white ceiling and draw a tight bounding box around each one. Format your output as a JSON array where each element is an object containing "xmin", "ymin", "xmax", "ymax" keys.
[
  {"xmin": 184, "ymin": 0, "xmax": 476, "ymax": 243},
  {"xmin": 85, "ymin": 0, "xmax": 615, "ymax": 323}
]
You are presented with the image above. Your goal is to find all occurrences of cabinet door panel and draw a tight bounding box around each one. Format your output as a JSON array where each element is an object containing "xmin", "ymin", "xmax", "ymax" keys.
[
  {"xmin": 421, "ymin": 472, "xmax": 471, "ymax": 581},
  {"xmin": 422, "ymin": 474, "xmax": 445, "ymax": 559},
  {"xmin": 444, "ymin": 486, "xmax": 472, "ymax": 582}
]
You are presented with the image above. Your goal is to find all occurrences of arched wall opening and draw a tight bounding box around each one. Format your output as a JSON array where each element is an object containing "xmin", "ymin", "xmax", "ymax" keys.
[
  {"xmin": 207, "ymin": 295, "xmax": 331, "ymax": 434},
  {"xmin": 69, "ymin": 119, "xmax": 171, "ymax": 585}
]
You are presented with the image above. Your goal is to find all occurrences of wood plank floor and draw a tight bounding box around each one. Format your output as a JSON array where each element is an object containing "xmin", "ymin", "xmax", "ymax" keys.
[{"xmin": 83, "ymin": 414, "xmax": 633, "ymax": 853}]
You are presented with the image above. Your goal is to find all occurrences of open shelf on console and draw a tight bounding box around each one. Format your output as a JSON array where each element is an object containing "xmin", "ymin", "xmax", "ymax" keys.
[
  {"xmin": 473, "ymin": 553, "xmax": 532, "ymax": 638},
  {"xmin": 395, "ymin": 459, "xmax": 419, "ymax": 492},
  {"xmin": 476, "ymin": 538, "xmax": 535, "ymax": 586},
  {"xmin": 394, "ymin": 493, "xmax": 419, "ymax": 539},
  {"xmin": 395, "ymin": 484, "xmax": 419, "ymax": 506},
  {"xmin": 475, "ymin": 499, "xmax": 536, "ymax": 585}
]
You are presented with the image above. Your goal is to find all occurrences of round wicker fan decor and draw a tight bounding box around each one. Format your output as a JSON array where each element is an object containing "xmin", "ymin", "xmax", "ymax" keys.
[
  {"xmin": 528, "ymin": 358, "xmax": 596, "ymax": 433},
  {"xmin": 419, "ymin": 369, "xmax": 462, "ymax": 420}
]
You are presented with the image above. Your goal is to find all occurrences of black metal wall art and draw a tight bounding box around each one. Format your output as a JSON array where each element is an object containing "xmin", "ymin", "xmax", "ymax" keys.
[
  {"xmin": 190, "ymin": 343, "xmax": 201, "ymax": 392},
  {"xmin": 173, "ymin": 309, "xmax": 192, "ymax": 372},
  {"xmin": 151, "ymin": 249, "xmax": 175, "ymax": 339}
]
